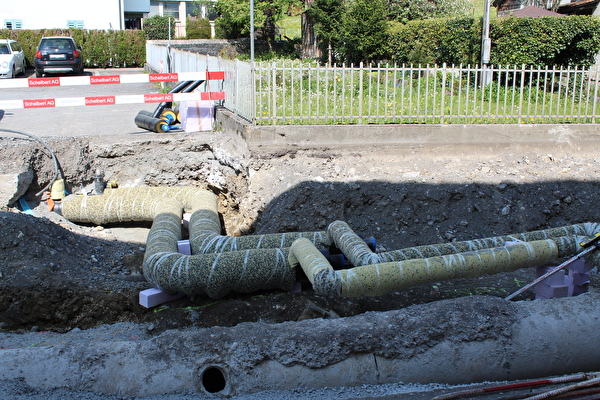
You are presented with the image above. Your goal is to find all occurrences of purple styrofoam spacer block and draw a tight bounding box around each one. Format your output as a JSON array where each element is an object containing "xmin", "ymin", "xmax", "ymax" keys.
[
  {"xmin": 536, "ymin": 283, "xmax": 569, "ymax": 299},
  {"xmin": 536, "ymin": 265, "xmax": 566, "ymax": 286},
  {"xmin": 139, "ymin": 288, "xmax": 185, "ymax": 308},
  {"xmin": 567, "ymin": 259, "xmax": 593, "ymax": 274},
  {"xmin": 566, "ymin": 271, "xmax": 591, "ymax": 286},
  {"xmin": 570, "ymin": 284, "xmax": 589, "ymax": 296},
  {"xmin": 177, "ymin": 239, "xmax": 191, "ymax": 255}
]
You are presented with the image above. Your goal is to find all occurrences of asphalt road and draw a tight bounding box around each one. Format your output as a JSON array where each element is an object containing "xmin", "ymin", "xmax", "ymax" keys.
[{"xmin": 0, "ymin": 68, "xmax": 164, "ymax": 138}]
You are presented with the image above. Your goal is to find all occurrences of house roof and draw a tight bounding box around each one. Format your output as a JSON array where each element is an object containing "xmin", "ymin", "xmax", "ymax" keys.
[
  {"xmin": 501, "ymin": 5, "xmax": 565, "ymax": 18},
  {"xmin": 557, "ymin": 0, "xmax": 600, "ymax": 15}
]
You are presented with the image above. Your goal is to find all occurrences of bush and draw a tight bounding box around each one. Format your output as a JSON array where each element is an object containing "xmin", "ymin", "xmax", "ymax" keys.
[
  {"xmin": 143, "ymin": 15, "xmax": 176, "ymax": 40},
  {"xmin": 0, "ymin": 29, "xmax": 146, "ymax": 68},
  {"xmin": 187, "ymin": 17, "xmax": 211, "ymax": 39},
  {"xmin": 388, "ymin": 15, "xmax": 600, "ymax": 67},
  {"xmin": 490, "ymin": 15, "xmax": 600, "ymax": 67},
  {"xmin": 388, "ymin": 18, "xmax": 480, "ymax": 65}
]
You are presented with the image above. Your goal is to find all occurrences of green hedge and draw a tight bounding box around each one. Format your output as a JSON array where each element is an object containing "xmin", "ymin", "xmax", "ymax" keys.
[
  {"xmin": 0, "ymin": 29, "xmax": 146, "ymax": 68},
  {"xmin": 388, "ymin": 15, "xmax": 600, "ymax": 67}
]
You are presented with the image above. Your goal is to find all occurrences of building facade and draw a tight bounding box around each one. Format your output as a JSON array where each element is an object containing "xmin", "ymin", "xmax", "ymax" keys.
[
  {"xmin": 493, "ymin": 0, "xmax": 599, "ymax": 16},
  {"xmin": 1, "ymin": 0, "xmax": 214, "ymax": 37}
]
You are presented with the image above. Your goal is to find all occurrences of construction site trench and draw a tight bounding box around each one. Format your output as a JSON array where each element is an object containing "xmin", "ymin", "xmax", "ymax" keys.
[{"xmin": 1, "ymin": 118, "xmax": 600, "ymax": 398}]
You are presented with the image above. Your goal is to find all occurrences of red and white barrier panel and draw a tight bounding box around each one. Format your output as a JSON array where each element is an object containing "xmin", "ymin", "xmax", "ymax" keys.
[
  {"xmin": 0, "ymin": 71, "xmax": 225, "ymax": 89},
  {"xmin": 0, "ymin": 91, "xmax": 226, "ymax": 110}
]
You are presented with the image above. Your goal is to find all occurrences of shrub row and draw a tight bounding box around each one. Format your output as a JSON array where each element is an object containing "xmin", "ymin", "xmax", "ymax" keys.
[
  {"xmin": 388, "ymin": 15, "xmax": 600, "ymax": 67},
  {"xmin": 0, "ymin": 29, "xmax": 146, "ymax": 68}
]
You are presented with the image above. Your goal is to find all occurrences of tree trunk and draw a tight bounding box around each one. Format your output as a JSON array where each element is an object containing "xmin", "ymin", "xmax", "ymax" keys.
[{"xmin": 301, "ymin": 11, "xmax": 321, "ymax": 59}]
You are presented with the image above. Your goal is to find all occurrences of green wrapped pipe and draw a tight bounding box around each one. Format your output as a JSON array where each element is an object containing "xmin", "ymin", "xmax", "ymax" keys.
[
  {"xmin": 59, "ymin": 187, "xmax": 331, "ymax": 252},
  {"xmin": 290, "ymin": 237, "xmax": 563, "ymax": 297},
  {"xmin": 59, "ymin": 186, "xmax": 600, "ymax": 299},
  {"xmin": 58, "ymin": 187, "xmax": 327, "ymax": 298},
  {"xmin": 188, "ymin": 207, "xmax": 331, "ymax": 253},
  {"xmin": 144, "ymin": 206, "xmax": 295, "ymax": 297},
  {"xmin": 328, "ymin": 220, "xmax": 600, "ymax": 266}
]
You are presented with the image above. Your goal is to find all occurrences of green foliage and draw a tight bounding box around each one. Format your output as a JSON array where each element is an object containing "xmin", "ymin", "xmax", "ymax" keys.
[
  {"xmin": 187, "ymin": 17, "xmax": 212, "ymax": 39},
  {"xmin": 0, "ymin": 29, "xmax": 146, "ymax": 68},
  {"xmin": 308, "ymin": 0, "xmax": 344, "ymax": 43},
  {"xmin": 143, "ymin": 14, "xmax": 177, "ymax": 40},
  {"xmin": 338, "ymin": 0, "xmax": 389, "ymax": 64},
  {"xmin": 214, "ymin": 0, "xmax": 302, "ymax": 39},
  {"xmin": 387, "ymin": 0, "xmax": 474, "ymax": 23},
  {"xmin": 388, "ymin": 15, "xmax": 600, "ymax": 67},
  {"xmin": 308, "ymin": 0, "xmax": 388, "ymax": 64},
  {"xmin": 389, "ymin": 18, "xmax": 480, "ymax": 65},
  {"xmin": 490, "ymin": 15, "xmax": 600, "ymax": 67}
]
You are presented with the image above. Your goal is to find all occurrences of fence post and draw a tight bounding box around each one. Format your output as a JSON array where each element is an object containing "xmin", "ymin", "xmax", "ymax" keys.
[
  {"xmin": 440, "ymin": 63, "xmax": 447, "ymax": 124},
  {"xmin": 593, "ymin": 65, "xmax": 599, "ymax": 123},
  {"xmin": 359, "ymin": 62, "xmax": 364, "ymax": 124},
  {"xmin": 518, "ymin": 64, "xmax": 525, "ymax": 123},
  {"xmin": 272, "ymin": 62, "xmax": 277, "ymax": 125}
]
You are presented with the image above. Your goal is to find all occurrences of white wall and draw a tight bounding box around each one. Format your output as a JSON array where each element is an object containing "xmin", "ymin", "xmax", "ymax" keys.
[{"xmin": 1, "ymin": 0, "xmax": 122, "ymax": 30}]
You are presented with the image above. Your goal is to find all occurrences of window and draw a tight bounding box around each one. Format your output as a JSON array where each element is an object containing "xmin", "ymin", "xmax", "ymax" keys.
[
  {"xmin": 10, "ymin": 42, "xmax": 23, "ymax": 52},
  {"xmin": 4, "ymin": 20, "xmax": 23, "ymax": 29},
  {"xmin": 163, "ymin": 2, "xmax": 180, "ymax": 19},
  {"xmin": 186, "ymin": 2, "xmax": 200, "ymax": 17},
  {"xmin": 67, "ymin": 20, "xmax": 85, "ymax": 29},
  {"xmin": 150, "ymin": 1, "xmax": 161, "ymax": 16}
]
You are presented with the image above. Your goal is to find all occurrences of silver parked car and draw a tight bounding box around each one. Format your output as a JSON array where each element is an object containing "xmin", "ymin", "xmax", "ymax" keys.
[{"xmin": 0, "ymin": 39, "xmax": 26, "ymax": 78}]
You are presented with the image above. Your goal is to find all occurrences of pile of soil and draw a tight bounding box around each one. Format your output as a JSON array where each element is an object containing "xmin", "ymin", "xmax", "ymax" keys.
[{"xmin": 1, "ymin": 132, "xmax": 599, "ymax": 334}]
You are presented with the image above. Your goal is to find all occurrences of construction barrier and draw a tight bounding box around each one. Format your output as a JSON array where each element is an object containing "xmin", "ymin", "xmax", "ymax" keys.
[
  {"xmin": 0, "ymin": 72, "xmax": 226, "ymax": 110},
  {"xmin": 0, "ymin": 91, "xmax": 226, "ymax": 110},
  {"xmin": 0, "ymin": 72, "xmax": 225, "ymax": 89}
]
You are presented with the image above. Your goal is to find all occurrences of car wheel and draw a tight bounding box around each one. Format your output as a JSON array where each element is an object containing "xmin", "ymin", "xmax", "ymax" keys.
[
  {"xmin": 35, "ymin": 70, "xmax": 43, "ymax": 78},
  {"xmin": 10, "ymin": 66, "xmax": 15, "ymax": 79}
]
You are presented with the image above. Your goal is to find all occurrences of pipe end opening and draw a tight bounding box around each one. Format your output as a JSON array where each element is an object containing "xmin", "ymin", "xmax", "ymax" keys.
[{"xmin": 199, "ymin": 365, "xmax": 230, "ymax": 396}]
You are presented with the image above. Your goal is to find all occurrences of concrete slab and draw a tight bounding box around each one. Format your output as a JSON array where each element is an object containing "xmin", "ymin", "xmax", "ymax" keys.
[{"xmin": 0, "ymin": 171, "xmax": 33, "ymax": 207}]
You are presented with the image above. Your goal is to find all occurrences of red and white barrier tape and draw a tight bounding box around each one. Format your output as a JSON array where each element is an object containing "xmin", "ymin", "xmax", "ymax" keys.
[
  {"xmin": 0, "ymin": 71, "xmax": 225, "ymax": 89},
  {"xmin": 0, "ymin": 91, "xmax": 226, "ymax": 109}
]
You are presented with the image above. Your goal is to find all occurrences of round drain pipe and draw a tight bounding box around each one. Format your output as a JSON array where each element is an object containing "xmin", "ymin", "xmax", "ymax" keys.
[{"xmin": 199, "ymin": 365, "xmax": 231, "ymax": 397}]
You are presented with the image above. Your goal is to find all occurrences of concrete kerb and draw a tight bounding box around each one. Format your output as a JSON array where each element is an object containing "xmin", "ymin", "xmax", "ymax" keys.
[
  {"xmin": 214, "ymin": 107, "xmax": 600, "ymax": 149},
  {"xmin": 1, "ymin": 292, "xmax": 600, "ymax": 397}
]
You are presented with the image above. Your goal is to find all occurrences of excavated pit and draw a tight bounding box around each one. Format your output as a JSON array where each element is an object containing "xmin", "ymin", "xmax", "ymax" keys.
[
  {"xmin": 2, "ymin": 131, "xmax": 599, "ymax": 333},
  {"xmin": 1, "ymin": 128, "xmax": 600, "ymax": 398}
]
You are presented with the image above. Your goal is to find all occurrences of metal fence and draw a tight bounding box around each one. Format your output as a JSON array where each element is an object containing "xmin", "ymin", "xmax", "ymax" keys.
[
  {"xmin": 254, "ymin": 61, "xmax": 600, "ymax": 125},
  {"xmin": 146, "ymin": 41, "xmax": 254, "ymax": 122},
  {"xmin": 146, "ymin": 42, "xmax": 600, "ymax": 125}
]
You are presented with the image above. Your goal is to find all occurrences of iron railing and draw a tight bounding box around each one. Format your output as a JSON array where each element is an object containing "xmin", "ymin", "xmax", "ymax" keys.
[
  {"xmin": 146, "ymin": 42, "xmax": 600, "ymax": 125},
  {"xmin": 254, "ymin": 61, "xmax": 600, "ymax": 125}
]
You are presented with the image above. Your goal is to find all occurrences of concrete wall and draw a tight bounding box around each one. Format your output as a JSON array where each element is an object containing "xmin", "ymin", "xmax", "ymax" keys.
[{"xmin": 215, "ymin": 107, "xmax": 600, "ymax": 150}]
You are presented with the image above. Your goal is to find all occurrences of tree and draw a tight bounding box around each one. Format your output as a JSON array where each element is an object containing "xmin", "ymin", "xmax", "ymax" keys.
[
  {"xmin": 306, "ymin": 0, "xmax": 344, "ymax": 62},
  {"xmin": 337, "ymin": 0, "xmax": 389, "ymax": 64},
  {"xmin": 387, "ymin": 0, "xmax": 474, "ymax": 23},
  {"xmin": 215, "ymin": 0, "xmax": 301, "ymax": 39}
]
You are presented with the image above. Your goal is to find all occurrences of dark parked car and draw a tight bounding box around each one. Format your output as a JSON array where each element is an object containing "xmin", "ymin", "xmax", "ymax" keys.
[{"xmin": 34, "ymin": 36, "xmax": 83, "ymax": 77}]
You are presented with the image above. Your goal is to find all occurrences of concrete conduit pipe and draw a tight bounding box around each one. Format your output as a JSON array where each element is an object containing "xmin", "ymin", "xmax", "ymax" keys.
[{"xmin": 2, "ymin": 293, "xmax": 600, "ymax": 397}]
